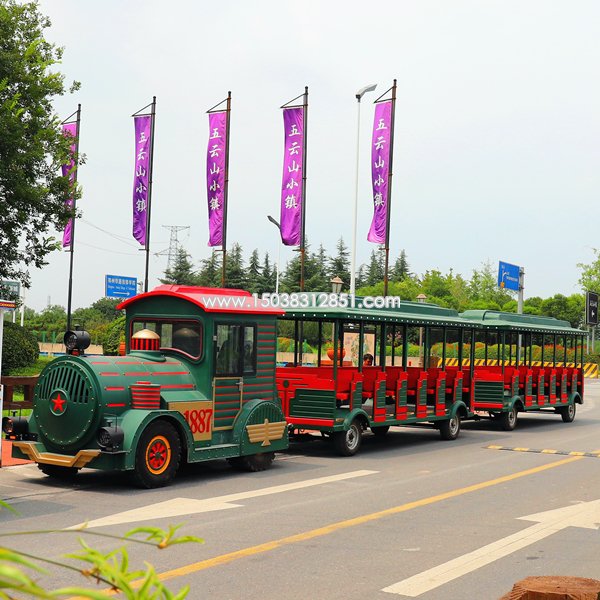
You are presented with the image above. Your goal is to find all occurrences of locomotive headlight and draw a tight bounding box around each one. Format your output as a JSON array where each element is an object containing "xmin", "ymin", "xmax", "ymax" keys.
[
  {"xmin": 2, "ymin": 417, "xmax": 29, "ymax": 437},
  {"xmin": 97, "ymin": 426, "xmax": 124, "ymax": 450},
  {"xmin": 63, "ymin": 329, "xmax": 91, "ymax": 355}
]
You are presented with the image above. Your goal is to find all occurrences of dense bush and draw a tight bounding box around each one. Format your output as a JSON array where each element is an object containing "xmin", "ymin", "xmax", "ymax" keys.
[
  {"xmin": 102, "ymin": 315, "xmax": 126, "ymax": 355},
  {"xmin": 1, "ymin": 322, "xmax": 39, "ymax": 375}
]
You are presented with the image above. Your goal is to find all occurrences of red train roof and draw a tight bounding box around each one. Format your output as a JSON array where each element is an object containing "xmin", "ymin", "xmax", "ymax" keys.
[{"xmin": 116, "ymin": 285, "xmax": 284, "ymax": 315}]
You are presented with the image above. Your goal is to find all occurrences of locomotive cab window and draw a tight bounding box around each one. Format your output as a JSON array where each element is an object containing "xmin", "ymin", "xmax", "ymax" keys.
[
  {"xmin": 215, "ymin": 324, "xmax": 256, "ymax": 376},
  {"xmin": 131, "ymin": 319, "xmax": 202, "ymax": 360}
]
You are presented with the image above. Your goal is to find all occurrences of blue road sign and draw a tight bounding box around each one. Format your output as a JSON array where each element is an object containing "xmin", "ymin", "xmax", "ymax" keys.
[
  {"xmin": 498, "ymin": 261, "xmax": 520, "ymax": 291},
  {"xmin": 105, "ymin": 275, "xmax": 137, "ymax": 299}
]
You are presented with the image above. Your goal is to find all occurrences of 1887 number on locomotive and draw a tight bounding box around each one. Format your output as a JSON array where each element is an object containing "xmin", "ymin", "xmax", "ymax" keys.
[{"xmin": 168, "ymin": 401, "xmax": 214, "ymax": 442}]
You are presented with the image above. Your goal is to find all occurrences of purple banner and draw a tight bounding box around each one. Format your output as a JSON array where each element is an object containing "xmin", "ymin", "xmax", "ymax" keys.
[
  {"xmin": 132, "ymin": 115, "xmax": 152, "ymax": 246},
  {"xmin": 61, "ymin": 122, "xmax": 78, "ymax": 248},
  {"xmin": 280, "ymin": 107, "xmax": 304, "ymax": 246},
  {"xmin": 367, "ymin": 101, "xmax": 392, "ymax": 244},
  {"xmin": 206, "ymin": 111, "xmax": 227, "ymax": 246}
]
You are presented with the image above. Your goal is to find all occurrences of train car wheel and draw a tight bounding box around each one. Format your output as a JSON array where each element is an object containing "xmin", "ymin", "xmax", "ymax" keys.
[
  {"xmin": 560, "ymin": 403, "xmax": 576, "ymax": 423},
  {"xmin": 38, "ymin": 464, "xmax": 79, "ymax": 479},
  {"xmin": 134, "ymin": 421, "xmax": 181, "ymax": 488},
  {"xmin": 439, "ymin": 415, "xmax": 460, "ymax": 440},
  {"xmin": 333, "ymin": 419, "xmax": 362, "ymax": 456},
  {"xmin": 500, "ymin": 407, "xmax": 518, "ymax": 431},
  {"xmin": 371, "ymin": 425, "xmax": 390, "ymax": 437},
  {"xmin": 227, "ymin": 452, "xmax": 275, "ymax": 472}
]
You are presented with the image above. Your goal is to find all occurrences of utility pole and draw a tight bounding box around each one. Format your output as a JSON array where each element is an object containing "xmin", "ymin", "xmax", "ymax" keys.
[{"xmin": 157, "ymin": 225, "xmax": 190, "ymax": 272}]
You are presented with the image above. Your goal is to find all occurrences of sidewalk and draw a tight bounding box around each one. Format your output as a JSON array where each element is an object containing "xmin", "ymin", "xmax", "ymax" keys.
[{"xmin": 1, "ymin": 440, "xmax": 32, "ymax": 467}]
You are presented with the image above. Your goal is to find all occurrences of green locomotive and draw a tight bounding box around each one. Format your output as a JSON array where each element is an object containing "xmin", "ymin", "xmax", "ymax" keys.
[{"xmin": 4, "ymin": 286, "xmax": 288, "ymax": 487}]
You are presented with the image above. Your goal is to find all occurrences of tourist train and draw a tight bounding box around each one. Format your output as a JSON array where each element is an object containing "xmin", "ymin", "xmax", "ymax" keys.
[{"xmin": 3, "ymin": 285, "xmax": 585, "ymax": 487}]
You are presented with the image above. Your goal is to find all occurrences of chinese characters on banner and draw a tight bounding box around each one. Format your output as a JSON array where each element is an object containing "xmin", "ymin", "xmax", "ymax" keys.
[
  {"xmin": 280, "ymin": 107, "xmax": 304, "ymax": 246},
  {"xmin": 206, "ymin": 111, "xmax": 227, "ymax": 246},
  {"xmin": 367, "ymin": 100, "xmax": 392, "ymax": 244},
  {"xmin": 132, "ymin": 115, "xmax": 152, "ymax": 246},
  {"xmin": 61, "ymin": 122, "xmax": 78, "ymax": 248}
]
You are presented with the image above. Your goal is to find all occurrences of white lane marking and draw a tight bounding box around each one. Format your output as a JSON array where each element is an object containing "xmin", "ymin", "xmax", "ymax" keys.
[
  {"xmin": 382, "ymin": 499, "xmax": 600, "ymax": 597},
  {"xmin": 69, "ymin": 470, "xmax": 378, "ymax": 529}
]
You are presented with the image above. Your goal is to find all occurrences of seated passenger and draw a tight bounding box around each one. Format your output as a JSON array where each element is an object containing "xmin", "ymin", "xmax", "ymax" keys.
[
  {"xmin": 363, "ymin": 353, "xmax": 374, "ymax": 366},
  {"xmin": 243, "ymin": 341, "xmax": 255, "ymax": 372}
]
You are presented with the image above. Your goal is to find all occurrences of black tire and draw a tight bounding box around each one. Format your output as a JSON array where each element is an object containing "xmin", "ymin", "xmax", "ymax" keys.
[
  {"xmin": 134, "ymin": 420, "xmax": 181, "ymax": 488},
  {"xmin": 500, "ymin": 407, "xmax": 517, "ymax": 431},
  {"xmin": 38, "ymin": 464, "xmax": 79, "ymax": 480},
  {"xmin": 488, "ymin": 411, "xmax": 500, "ymax": 420},
  {"xmin": 560, "ymin": 403, "xmax": 576, "ymax": 423},
  {"xmin": 227, "ymin": 452, "xmax": 275, "ymax": 472},
  {"xmin": 439, "ymin": 415, "xmax": 460, "ymax": 440},
  {"xmin": 333, "ymin": 419, "xmax": 362, "ymax": 456},
  {"xmin": 371, "ymin": 425, "xmax": 390, "ymax": 438}
]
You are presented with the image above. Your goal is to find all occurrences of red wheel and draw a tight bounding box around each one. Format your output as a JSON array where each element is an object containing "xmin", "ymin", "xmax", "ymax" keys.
[
  {"xmin": 135, "ymin": 421, "xmax": 181, "ymax": 488},
  {"xmin": 146, "ymin": 435, "xmax": 171, "ymax": 475}
]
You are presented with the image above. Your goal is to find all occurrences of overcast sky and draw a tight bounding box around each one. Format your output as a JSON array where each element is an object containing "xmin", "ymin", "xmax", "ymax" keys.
[{"xmin": 22, "ymin": 0, "xmax": 600, "ymax": 311}]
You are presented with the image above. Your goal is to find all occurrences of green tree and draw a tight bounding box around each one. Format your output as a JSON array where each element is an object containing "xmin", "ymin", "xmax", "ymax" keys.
[
  {"xmin": 307, "ymin": 244, "xmax": 329, "ymax": 291},
  {"xmin": 257, "ymin": 252, "xmax": 276, "ymax": 294},
  {"xmin": 197, "ymin": 249, "xmax": 222, "ymax": 287},
  {"xmin": 540, "ymin": 293, "xmax": 584, "ymax": 328},
  {"xmin": 578, "ymin": 248, "xmax": 600, "ymax": 294},
  {"xmin": 280, "ymin": 239, "xmax": 326, "ymax": 293},
  {"xmin": 101, "ymin": 314, "xmax": 126, "ymax": 355},
  {"xmin": 355, "ymin": 265, "xmax": 366, "ymax": 289},
  {"xmin": 246, "ymin": 249, "xmax": 262, "ymax": 293},
  {"xmin": 421, "ymin": 270, "xmax": 452, "ymax": 302},
  {"xmin": 225, "ymin": 243, "xmax": 246, "ymax": 289},
  {"xmin": 1, "ymin": 322, "xmax": 38, "ymax": 375},
  {"xmin": 391, "ymin": 249, "xmax": 410, "ymax": 282},
  {"xmin": 328, "ymin": 237, "xmax": 350, "ymax": 289},
  {"xmin": 91, "ymin": 297, "xmax": 121, "ymax": 321},
  {"xmin": 469, "ymin": 261, "xmax": 513, "ymax": 307},
  {"xmin": 160, "ymin": 247, "xmax": 199, "ymax": 285},
  {"xmin": 25, "ymin": 304, "xmax": 67, "ymax": 337},
  {"xmin": 365, "ymin": 249, "xmax": 384, "ymax": 286},
  {"xmin": 0, "ymin": 1, "xmax": 81, "ymax": 286}
]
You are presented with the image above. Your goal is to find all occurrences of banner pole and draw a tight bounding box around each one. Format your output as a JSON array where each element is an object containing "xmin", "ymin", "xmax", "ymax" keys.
[
  {"xmin": 383, "ymin": 79, "xmax": 397, "ymax": 297},
  {"xmin": 144, "ymin": 96, "xmax": 157, "ymax": 293},
  {"xmin": 66, "ymin": 104, "xmax": 81, "ymax": 331},
  {"xmin": 0, "ymin": 309, "xmax": 5, "ymax": 466},
  {"xmin": 300, "ymin": 86, "xmax": 308, "ymax": 292},
  {"xmin": 221, "ymin": 91, "xmax": 231, "ymax": 288}
]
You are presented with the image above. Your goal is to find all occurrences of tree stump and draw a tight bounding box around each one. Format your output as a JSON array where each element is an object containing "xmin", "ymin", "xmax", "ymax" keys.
[{"xmin": 499, "ymin": 576, "xmax": 600, "ymax": 600}]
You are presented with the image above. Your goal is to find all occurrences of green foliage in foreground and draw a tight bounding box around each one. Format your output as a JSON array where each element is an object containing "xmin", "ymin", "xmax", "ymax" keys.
[
  {"xmin": 0, "ymin": 0, "xmax": 81, "ymax": 287},
  {"xmin": 0, "ymin": 500, "xmax": 203, "ymax": 598}
]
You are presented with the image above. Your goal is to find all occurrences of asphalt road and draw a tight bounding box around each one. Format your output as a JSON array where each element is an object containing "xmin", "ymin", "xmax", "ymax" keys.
[{"xmin": 2, "ymin": 382, "xmax": 600, "ymax": 599}]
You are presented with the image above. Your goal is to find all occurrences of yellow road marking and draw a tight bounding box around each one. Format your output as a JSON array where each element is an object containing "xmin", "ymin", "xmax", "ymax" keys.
[
  {"xmin": 69, "ymin": 455, "xmax": 582, "ymax": 598},
  {"xmin": 513, "ymin": 448, "xmax": 529, "ymax": 452},
  {"xmin": 541, "ymin": 449, "xmax": 558, "ymax": 454},
  {"xmin": 157, "ymin": 456, "xmax": 582, "ymax": 583}
]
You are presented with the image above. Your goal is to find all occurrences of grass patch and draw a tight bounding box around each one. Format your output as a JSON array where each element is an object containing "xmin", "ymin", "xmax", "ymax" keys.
[{"xmin": 8, "ymin": 356, "xmax": 55, "ymax": 377}]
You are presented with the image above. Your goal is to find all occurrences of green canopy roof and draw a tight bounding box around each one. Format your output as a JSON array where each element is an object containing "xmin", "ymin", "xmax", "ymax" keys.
[
  {"xmin": 283, "ymin": 301, "xmax": 482, "ymax": 328},
  {"xmin": 459, "ymin": 310, "xmax": 585, "ymax": 335}
]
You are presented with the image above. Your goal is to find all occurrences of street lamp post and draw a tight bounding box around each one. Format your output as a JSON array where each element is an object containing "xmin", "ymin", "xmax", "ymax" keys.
[
  {"xmin": 267, "ymin": 215, "xmax": 282, "ymax": 294},
  {"xmin": 350, "ymin": 83, "xmax": 377, "ymax": 296},
  {"xmin": 331, "ymin": 276, "xmax": 344, "ymax": 294}
]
